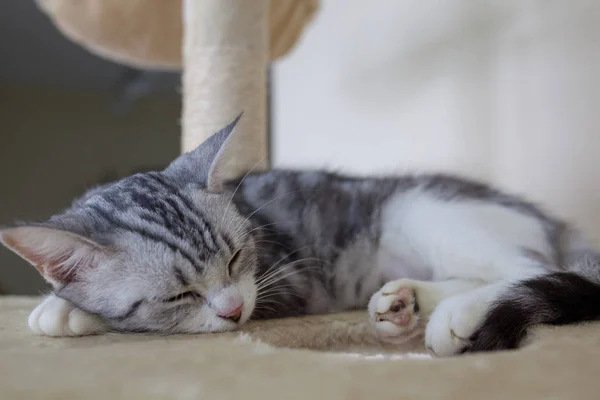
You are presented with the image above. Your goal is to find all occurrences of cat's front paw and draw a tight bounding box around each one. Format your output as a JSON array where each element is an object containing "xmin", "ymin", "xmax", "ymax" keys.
[
  {"xmin": 424, "ymin": 293, "xmax": 488, "ymax": 357},
  {"xmin": 368, "ymin": 280, "xmax": 423, "ymax": 344},
  {"xmin": 29, "ymin": 295, "xmax": 105, "ymax": 337}
]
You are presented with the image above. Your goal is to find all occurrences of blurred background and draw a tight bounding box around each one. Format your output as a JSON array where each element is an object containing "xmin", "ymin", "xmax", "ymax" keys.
[
  {"xmin": 0, "ymin": 1, "xmax": 183, "ymax": 293},
  {"xmin": 2, "ymin": 0, "xmax": 600, "ymax": 294}
]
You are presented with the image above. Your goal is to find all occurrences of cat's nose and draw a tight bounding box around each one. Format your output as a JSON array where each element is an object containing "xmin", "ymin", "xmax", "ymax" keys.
[
  {"xmin": 209, "ymin": 287, "xmax": 244, "ymax": 323},
  {"xmin": 216, "ymin": 303, "xmax": 243, "ymax": 323}
]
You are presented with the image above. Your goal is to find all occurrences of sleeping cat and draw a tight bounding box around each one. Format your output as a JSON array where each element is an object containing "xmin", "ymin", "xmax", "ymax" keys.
[{"xmin": 2, "ymin": 114, "xmax": 600, "ymax": 356}]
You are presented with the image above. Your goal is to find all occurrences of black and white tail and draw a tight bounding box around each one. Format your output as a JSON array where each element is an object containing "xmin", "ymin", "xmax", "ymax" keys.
[{"xmin": 469, "ymin": 236, "xmax": 600, "ymax": 352}]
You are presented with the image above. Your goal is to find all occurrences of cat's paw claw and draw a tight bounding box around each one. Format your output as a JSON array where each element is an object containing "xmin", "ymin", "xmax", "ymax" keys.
[
  {"xmin": 369, "ymin": 280, "xmax": 422, "ymax": 343},
  {"xmin": 29, "ymin": 296, "xmax": 105, "ymax": 337},
  {"xmin": 450, "ymin": 329, "xmax": 469, "ymax": 342}
]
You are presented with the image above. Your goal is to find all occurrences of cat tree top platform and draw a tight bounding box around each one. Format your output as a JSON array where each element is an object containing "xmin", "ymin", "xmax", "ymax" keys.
[{"xmin": 36, "ymin": 0, "xmax": 318, "ymax": 69}]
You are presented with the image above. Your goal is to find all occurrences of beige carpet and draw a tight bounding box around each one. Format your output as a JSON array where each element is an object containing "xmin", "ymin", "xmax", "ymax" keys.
[{"xmin": 2, "ymin": 296, "xmax": 600, "ymax": 399}]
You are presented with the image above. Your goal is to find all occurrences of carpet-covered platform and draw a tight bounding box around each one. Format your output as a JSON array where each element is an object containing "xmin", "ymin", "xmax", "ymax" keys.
[{"xmin": 1, "ymin": 296, "xmax": 599, "ymax": 399}]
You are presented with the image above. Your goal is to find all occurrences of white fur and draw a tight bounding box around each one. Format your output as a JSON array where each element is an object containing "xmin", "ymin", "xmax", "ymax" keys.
[
  {"xmin": 370, "ymin": 189, "xmax": 551, "ymax": 355},
  {"xmin": 29, "ymin": 295, "xmax": 105, "ymax": 337},
  {"xmin": 379, "ymin": 188, "xmax": 551, "ymax": 281}
]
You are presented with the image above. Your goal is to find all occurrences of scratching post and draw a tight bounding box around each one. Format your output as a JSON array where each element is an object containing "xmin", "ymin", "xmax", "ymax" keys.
[{"xmin": 181, "ymin": 0, "xmax": 269, "ymax": 175}]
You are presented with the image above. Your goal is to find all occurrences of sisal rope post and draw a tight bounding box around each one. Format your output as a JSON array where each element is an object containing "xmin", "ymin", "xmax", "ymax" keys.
[{"xmin": 181, "ymin": 0, "xmax": 270, "ymax": 175}]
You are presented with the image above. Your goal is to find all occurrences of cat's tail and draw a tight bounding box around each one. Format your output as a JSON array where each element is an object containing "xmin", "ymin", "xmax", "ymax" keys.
[{"xmin": 469, "ymin": 231, "xmax": 600, "ymax": 352}]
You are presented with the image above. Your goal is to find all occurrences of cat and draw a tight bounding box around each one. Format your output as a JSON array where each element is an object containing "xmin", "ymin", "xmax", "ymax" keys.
[{"xmin": 2, "ymin": 114, "xmax": 600, "ymax": 356}]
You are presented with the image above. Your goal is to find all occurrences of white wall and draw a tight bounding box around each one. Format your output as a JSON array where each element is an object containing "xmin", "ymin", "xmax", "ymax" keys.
[{"xmin": 274, "ymin": 0, "xmax": 600, "ymax": 244}]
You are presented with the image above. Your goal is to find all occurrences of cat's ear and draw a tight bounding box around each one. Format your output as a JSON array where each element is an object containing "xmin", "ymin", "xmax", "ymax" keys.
[
  {"xmin": 0, "ymin": 226, "xmax": 108, "ymax": 287},
  {"xmin": 163, "ymin": 113, "xmax": 243, "ymax": 192}
]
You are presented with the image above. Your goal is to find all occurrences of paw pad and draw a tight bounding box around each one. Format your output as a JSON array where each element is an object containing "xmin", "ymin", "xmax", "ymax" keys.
[{"xmin": 369, "ymin": 281, "xmax": 423, "ymax": 343}]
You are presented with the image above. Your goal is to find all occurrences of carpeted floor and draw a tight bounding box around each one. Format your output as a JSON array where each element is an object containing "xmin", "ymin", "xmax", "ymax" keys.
[{"xmin": 2, "ymin": 296, "xmax": 600, "ymax": 399}]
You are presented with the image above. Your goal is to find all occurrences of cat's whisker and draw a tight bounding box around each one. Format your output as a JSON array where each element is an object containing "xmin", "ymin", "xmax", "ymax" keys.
[
  {"xmin": 257, "ymin": 289, "xmax": 304, "ymax": 301},
  {"xmin": 254, "ymin": 298, "xmax": 288, "ymax": 310},
  {"xmin": 229, "ymin": 221, "xmax": 274, "ymax": 244},
  {"xmin": 256, "ymin": 283, "xmax": 302, "ymax": 296},
  {"xmin": 254, "ymin": 264, "xmax": 295, "ymax": 287},
  {"xmin": 218, "ymin": 155, "xmax": 267, "ymax": 231},
  {"xmin": 257, "ymin": 272, "xmax": 318, "ymax": 293},
  {"xmin": 254, "ymin": 261, "xmax": 324, "ymax": 289},
  {"xmin": 236, "ymin": 245, "xmax": 278, "ymax": 254},
  {"xmin": 257, "ymin": 283, "xmax": 299, "ymax": 292},
  {"xmin": 255, "ymin": 262, "xmax": 308, "ymax": 287},
  {"xmin": 251, "ymin": 304, "xmax": 278, "ymax": 315},
  {"xmin": 252, "ymin": 305, "xmax": 277, "ymax": 312},
  {"xmin": 232, "ymin": 221, "xmax": 285, "ymax": 243},
  {"xmin": 256, "ymin": 294, "xmax": 303, "ymax": 304},
  {"xmin": 255, "ymin": 266, "xmax": 322, "ymax": 291},
  {"xmin": 232, "ymin": 219, "xmax": 305, "ymax": 245},
  {"xmin": 252, "ymin": 239, "xmax": 291, "ymax": 248},
  {"xmin": 256, "ymin": 254, "xmax": 327, "ymax": 281},
  {"xmin": 254, "ymin": 245, "xmax": 314, "ymax": 282},
  {"xmin": 255, "ymin": 262, "xmax": 324, "ymax": 290},
  {"xmin": 226, "ymin": 188, "xmax": 318, "ymax": 232}
]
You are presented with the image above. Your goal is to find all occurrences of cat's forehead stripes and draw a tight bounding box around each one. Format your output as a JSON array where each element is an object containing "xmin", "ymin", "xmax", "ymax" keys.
[
  {"xmin": 82, "ymin": 171, "xmax": 236, "ymax": 268},
  {"xmin": 88, "ymin": 203, "xmax": 203, "ymax": 271}
]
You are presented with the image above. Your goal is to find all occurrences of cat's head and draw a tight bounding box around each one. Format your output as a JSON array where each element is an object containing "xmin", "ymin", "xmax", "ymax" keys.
[{"xmin": 0, "ymin": 114, "xmax": 260, "ymax": 333}]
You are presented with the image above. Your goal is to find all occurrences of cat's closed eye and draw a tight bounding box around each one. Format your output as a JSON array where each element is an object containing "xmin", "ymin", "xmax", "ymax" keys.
[
  {"xmin": 164, "ymin": 291, "xmax": 200, "ymax": 303},
  {"xmin": 228, "ymin": 250, "xmax": 241, "ymax": 277}
]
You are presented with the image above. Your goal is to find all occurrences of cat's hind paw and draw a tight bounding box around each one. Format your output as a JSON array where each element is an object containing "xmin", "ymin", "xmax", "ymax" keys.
[
  {"xmin": 368, "ymin": 280, "xmax": 423, "ymax": 344},
  {"xmin": 29, "ymin": 295, "xmax": 106, "ymax": 337},
  {"xmin": 424, "ymin": 289, "xmax": 495, "ymax": 356}
]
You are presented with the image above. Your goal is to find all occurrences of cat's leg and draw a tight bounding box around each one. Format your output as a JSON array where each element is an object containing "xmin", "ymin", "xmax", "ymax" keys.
[
  {"xmin": 424, "ymin": 281, "xmax": 513, "ymax": 356},
  {"xmin": 369, "ymin": 279, "xmax": 484, "ymax": 344},
  {"xmin": 422, "ymin": 257, "xmax": 549, "ymax": 356},
  {"xmin": 29, "ymin": 294, "xmax": 106, "ymax": 337}
]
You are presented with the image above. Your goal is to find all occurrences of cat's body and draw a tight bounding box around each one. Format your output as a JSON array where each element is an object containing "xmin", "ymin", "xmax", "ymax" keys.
[
  {"xmin": 3, "ymin": 116, "xmax": 600, "ymax": 356},
  {"xmin": 231, "ymin": 170, "xmax": 563, "ymax": 317}
]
